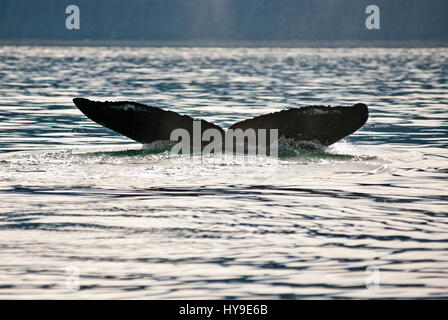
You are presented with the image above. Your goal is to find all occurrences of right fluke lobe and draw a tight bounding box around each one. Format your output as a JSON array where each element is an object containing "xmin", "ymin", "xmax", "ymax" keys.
[{"xmin": 229, "ymin": 103, "xmax": 368, "ymax": 146}]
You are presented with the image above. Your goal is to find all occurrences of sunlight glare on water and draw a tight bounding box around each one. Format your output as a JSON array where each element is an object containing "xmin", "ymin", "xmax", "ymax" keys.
[{"xmin": 0, "ymin": 47, "xmax": 447, "ymax": 299}]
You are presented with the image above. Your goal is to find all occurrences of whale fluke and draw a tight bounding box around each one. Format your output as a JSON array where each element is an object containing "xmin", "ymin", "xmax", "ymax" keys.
[
  {"xmin": 230, "ymin": 104, "xmax": 368, "ymax": 146},
  {"xmin": 73, "ymin": 98, "xmax": 368, "ymax": 148},
  {"xmin": 73, "ymin": 98, "xmax": 224, "ymax": 145}
]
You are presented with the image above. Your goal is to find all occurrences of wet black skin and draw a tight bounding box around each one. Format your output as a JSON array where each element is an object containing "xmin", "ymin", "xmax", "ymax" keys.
[
  {"xmin": 229, "ymin": 103, "xmax": 369, "ymax": 146},
  {"xmin": 73, "ymin": 98, "xmax": 368, "ymax": 148}
]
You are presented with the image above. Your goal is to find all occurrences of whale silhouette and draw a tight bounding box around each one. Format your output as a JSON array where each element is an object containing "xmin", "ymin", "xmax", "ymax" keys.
[{"xmin": 73, "ymin": 98, "xmax": 368, "ymax": 150}]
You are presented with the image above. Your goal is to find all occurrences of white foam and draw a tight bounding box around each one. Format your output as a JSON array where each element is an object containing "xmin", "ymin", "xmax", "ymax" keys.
[{"xmin": 142, "ymin": 140, "xmax": 176, "ymax": 150}]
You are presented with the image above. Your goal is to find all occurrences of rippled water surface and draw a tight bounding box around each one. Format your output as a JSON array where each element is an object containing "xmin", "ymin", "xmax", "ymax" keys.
[{"xmin": 0, "ymin": 46, "xmax": 447, "ymax": 299}]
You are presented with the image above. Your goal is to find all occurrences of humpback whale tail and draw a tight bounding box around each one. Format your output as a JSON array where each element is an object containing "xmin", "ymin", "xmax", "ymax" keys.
[{"xmin": 73, "ymin": 98, "xmax": 368, "ymax": 151}]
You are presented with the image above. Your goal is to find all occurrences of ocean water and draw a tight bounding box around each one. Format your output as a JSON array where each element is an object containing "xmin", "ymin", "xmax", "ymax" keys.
[{"xmin": 0, "ymin": 46, "xmax": 447, "ymax": 299}]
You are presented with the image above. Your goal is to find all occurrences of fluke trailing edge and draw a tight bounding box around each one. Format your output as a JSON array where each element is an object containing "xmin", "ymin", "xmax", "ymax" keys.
[{"xmin": 73, "ymin": 98, "xmax": 368, "ymax": 150}]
